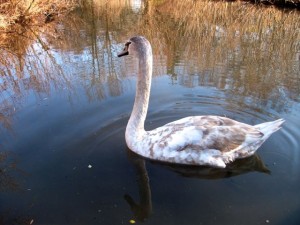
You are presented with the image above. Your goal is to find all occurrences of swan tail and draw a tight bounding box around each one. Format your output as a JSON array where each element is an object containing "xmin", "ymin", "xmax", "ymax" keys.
[
  {"xmin": 254, "ymin": 118, "xmax": 285, "ymax": 139},
  {"xmin": 223, "ymin": 119, "xmax": 284, "ymax": 164}
]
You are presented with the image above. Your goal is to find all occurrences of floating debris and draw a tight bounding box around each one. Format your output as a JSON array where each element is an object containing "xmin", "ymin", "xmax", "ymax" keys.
[
  {"xmin": 88, "ymin": 165, "xmax": 92, "ymax": 169},
  {"xmin": 129, "ymin": 219, "xmax": 136, "ymax": 224}
]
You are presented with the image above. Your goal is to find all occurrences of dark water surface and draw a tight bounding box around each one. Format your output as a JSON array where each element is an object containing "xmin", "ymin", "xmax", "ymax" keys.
[{"xmin": 1, "ymin": 1, "xmax": 300, "ymax": 224}]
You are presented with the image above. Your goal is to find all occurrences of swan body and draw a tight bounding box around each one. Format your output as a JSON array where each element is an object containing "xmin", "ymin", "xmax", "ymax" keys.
[{"xmin": 118, "ymin": 36, "xmax": 284, "ymax": 168}]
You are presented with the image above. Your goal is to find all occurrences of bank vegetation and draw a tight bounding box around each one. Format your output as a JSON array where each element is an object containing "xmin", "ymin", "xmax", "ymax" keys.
[
  {"xmin": 0, "ymin": 0, "xmax": 79, "ymax": 41},
  {"xmin": 0, "ymin": 0, "xmax": 299, "ymax": 33}
]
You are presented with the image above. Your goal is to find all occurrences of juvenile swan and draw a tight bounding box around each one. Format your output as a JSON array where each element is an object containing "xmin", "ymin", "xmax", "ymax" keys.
[{"xmin": 118, "ymin": 36, "xmax": 284, "ymax": 168}]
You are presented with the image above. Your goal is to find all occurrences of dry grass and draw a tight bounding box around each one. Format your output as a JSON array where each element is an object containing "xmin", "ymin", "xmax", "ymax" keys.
[{"xmin": 0, "ymin": 0, "xmax": 79, "ymax": 30}]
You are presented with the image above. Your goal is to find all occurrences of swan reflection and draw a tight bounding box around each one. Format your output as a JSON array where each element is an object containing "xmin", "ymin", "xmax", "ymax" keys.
[
  {"xmin": 125, "ymin": 151, "xmax": 152, "ymax": 222},
  {"xmin": 125, "ymin": 149, "xmax": 269, "ymax": 221},
  {"xmin": 156, "ymin": 154, "xmax": 270, "ymax": 179}
]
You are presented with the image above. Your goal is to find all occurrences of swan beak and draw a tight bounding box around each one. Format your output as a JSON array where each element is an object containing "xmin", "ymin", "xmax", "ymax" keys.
[
  {"xmin": 118, "ymin": 50, "xmax": 129, "ymax": 57},
  {"xmin": 118, "ymin": 41, "xmax": 131, "ymax": 57}
]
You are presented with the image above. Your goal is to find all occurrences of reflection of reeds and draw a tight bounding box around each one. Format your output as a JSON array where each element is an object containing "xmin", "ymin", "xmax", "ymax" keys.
[
  {"xmin": 0, "ymin": 0, "xmax": 79, "ymax": 121},
  {"xmin": 51, "ymin": 0, "xmax": 136, "ymax": 101},
  {"xmin": 136, "ymin": 0, "xmax": 299, "ymax": 111},
  {"xmin": 0, "ymin": 22, "xmax": 73, "ymax": 132},
  {"xmin": 0, "ymin": 0, "xmax": 299, "ymax": 132}
]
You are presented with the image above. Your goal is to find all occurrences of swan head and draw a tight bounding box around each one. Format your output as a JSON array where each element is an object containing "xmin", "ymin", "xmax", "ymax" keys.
[{"xmin": 118, "ymin": 36, "xmax": 151, "ymax": 58}]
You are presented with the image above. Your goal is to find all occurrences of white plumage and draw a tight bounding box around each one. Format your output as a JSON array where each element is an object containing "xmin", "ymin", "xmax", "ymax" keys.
[{"xmin": 118, "ymin": 36, "xmax": 284, "ymax": 168}]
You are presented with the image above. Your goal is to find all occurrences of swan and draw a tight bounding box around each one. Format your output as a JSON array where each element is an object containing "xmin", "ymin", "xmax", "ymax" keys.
[{"xmin": 118, "ymin": 36, "xmax": 284, "ymax": 168}]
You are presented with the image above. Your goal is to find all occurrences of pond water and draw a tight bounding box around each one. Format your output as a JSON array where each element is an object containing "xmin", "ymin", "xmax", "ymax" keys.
[{"xmin": 1, "ymin": 0, "xmax": 300, "ymax": 224}]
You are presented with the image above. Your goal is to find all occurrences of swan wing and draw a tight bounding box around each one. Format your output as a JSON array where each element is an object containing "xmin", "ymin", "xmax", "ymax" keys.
[
  {"xmin": 144, "ymin": 116, "xmax": 263, "ymax": 167},
  {"xmin": 148, "ymin": 116, "xmax": 262, "ymax": 152}
]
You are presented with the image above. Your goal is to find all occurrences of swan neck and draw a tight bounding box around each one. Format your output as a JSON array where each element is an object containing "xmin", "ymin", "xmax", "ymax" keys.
[{"xmin": 126, "ymin": 49, "xmax": 152, "ymax": 141}]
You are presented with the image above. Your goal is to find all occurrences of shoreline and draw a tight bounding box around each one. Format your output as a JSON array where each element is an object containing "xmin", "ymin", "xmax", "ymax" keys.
[{"xmin": 245, "ymin": 0, "xmax": 299, "ymax": 9}]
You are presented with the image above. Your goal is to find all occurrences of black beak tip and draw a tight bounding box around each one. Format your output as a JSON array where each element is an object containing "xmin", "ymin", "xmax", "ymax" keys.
[{"xmin": 118, "ymin": 51, "xmax": 129, "ymax": 57}]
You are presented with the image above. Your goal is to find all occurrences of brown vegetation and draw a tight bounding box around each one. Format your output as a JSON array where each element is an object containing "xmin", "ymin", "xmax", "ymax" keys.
[{"xmin": 0, "ymin": 0, "xmax": 79, "ymax": 30}]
